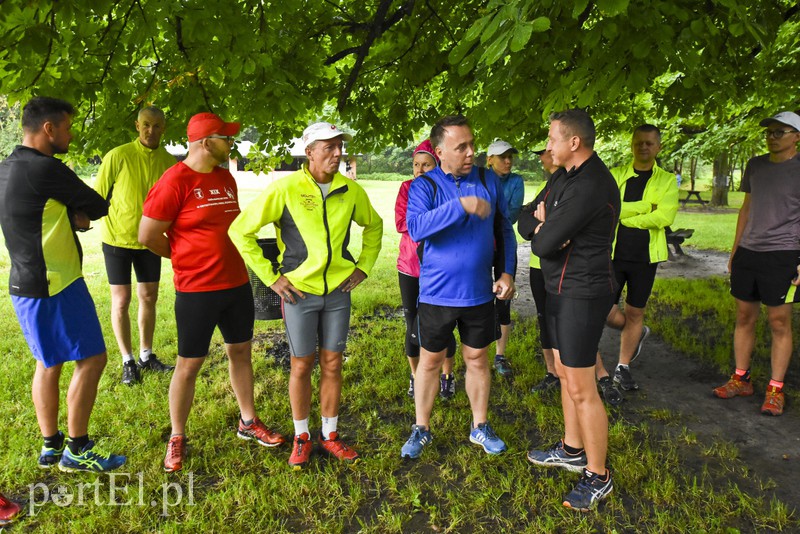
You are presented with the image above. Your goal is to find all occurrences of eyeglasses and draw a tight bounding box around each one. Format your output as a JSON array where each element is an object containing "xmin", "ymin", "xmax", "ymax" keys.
[
  {"xmin": 206, "ymin": 135, "xmax": 235, "ymax": 143},
  {"xmin": 764, "ymin": 129, "xmax": 799, "ymax": 139}
]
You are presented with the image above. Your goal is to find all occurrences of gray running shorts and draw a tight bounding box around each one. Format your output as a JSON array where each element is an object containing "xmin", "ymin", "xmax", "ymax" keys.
[{"xmin": 283, "ymin": 288, "xmax": 351, "ymax": 357}]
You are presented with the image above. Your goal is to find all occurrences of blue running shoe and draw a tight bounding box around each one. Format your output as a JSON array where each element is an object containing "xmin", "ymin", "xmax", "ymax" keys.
[
  {"xmin": 38, "ymin": 431, "xmax": 65, "ymax": 469},
  {"xmin": 469, "ymin": 422, "xmax": 507, "ymax": 454},
  {"xmin": 59, "ymin": 441, "xmax": 127, "ymax": 473},
  {"xmin": 563, "ymin": 468, "xmax": 613, "ymax": 512},
  {"xmin": 401, "ymin": 425, "xmax": 432, "ymax": 459},
  {"xmin": 527, "ymin": 439, "xmax": 587, "ymax": 472}
]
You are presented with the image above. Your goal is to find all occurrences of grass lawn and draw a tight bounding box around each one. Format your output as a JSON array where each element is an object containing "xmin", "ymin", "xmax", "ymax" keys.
[{"xmin": 0, "ymin": 179, "xmax": 796, "ymax": 532}]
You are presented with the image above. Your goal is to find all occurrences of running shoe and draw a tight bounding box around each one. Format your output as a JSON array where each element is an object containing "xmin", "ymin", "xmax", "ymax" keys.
[
  {"xmin": 439, "ymin": 373, "xmax": 455, "ymax": 400},
  {"xmin": 563, "ymin": 468, "xmax": 613, "ymax": 512},
  {"xmin": 237, "ymin": 417, "xmax": 286, "ymax": 447},
  {"xmin": 493, "ymin": 356, "xmax": 513, "ymax": 377},
  {"xmin": 289, "ymin": 433, "xmax": 312, "ymax": 470},
  {"xmin": 761, "ymin": 386, "xmax": 785, "ymax": 416},
  {"xmin": 598, "ymin": 376, "xmax": 623, "ymax": 406},
  {"xmin": 121, "ymin": 360, "xmax": 141, "ymax": 385},
  {"xmin": 38, "ymin": 430, "xmax": 65, "ymax": 469},
  {"xmin": 163, "ymin": 435, "xmax": 187, "ymax": 473},
  {"xmin": 59, "ymin": 441, "xmax": 127, "ymax": 473},
  {"xmin": 527, "ymin": 439, "xmax": 587, "ymax": 472},
  {"xmin": 531, "ymin": 372, "xmax": 560, "ymax": 393},
  {"xmin": 401, "ymin": 425, "xmax": 433, "ymax": 459},
  {"xmin": 613, "ymin": 365, "xmax": 639, "ymax": 391},
  {"xmin": 712, "ymin": 374, "xmax": 754, "ymax": 399},
  {"xmin": 137, "ymin": 354, "xmax": 175, "ymax": 372},
  {"xmin": 0, "ymin": 493, "xmax": 22, "ymax": 526},
  {"xmin": 318, "ymin": 432, "xmax": 360, "ymax": 463},
  {"xmin": 469, "ymin": 422, "xmax": 507, "ymax": 455},
  {"xmin": 630, "ymin": 325, "xmax": 651, "ymax": 363},
  {"xmin": 407, "ymin": 374, "xmax": 415, "ymax": 398}
]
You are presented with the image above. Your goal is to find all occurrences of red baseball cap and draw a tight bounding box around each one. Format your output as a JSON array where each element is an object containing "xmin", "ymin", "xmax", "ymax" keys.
[{"xmin": 186, "ymin": 112, "xmax": 240, "ymax": 142}]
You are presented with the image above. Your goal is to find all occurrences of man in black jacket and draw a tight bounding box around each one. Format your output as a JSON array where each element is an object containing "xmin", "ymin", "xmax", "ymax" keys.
[
  {"xmin": 523, "ymin": 109, "xmax": 619, "ymax": 511},
  {"xmin": 0, "ymin": 97, "xmax": 125, "ymax": 473}
]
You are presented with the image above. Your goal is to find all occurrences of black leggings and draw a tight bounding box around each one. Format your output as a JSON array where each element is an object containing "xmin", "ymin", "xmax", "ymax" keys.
[
  {"xmin": 398, "ymin": 272, "xmax": 455, "ymax": 358},
  {"xmin": 529, "ymin": 267, "xmax": 552, "ymax": 349}
]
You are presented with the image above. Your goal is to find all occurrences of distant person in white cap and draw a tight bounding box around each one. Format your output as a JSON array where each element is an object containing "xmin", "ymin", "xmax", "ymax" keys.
[
  {"xmin": 229, "ymin": 121, "xmax": 383, "ymax": 469},
  {"xmin": 714, "ymin": 111, "xmax": 800, "ymax": 416},
  {"xmin": 486, "ymin": 139, "xmax": 525, "ymax": 378}
]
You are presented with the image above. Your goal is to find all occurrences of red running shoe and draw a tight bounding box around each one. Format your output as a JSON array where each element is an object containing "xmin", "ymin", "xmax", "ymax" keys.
[
  {"xmin": 713, "ymin": 374, "xmax": 753, "ymax": 399},
  {"xmin": 0, "ymin": 493, "xmax": 22, "ymax": 525},
  {"xmin": 164, "ymin": 435, "xmax": 187, "ymax": 473},
  {"xmin": 319, "ymin": 432, "xmax": 360, "ymax": 464},
  {"xmin": 761, "ymin": 386, "xmax": 785, "ymax": 416},
  {"xmin": 289, "ymin": 433, "xmax": 312, "ymax": 470},
  {"xmin": 237, "ymin": 417, "xmax": 286, "ymax": 447}
]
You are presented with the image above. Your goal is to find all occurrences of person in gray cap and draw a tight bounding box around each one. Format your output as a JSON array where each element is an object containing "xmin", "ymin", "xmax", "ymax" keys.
[
  {"xmin": 229, "ymin": 121, "xmax": 383, "ymax": 469},
  {"xmin": 486, "ymin": 139, "xmax": 525, "ymax": 378},
  {"xmin": 713, "ymin": 111, "xmax": 800, "ymax": 416}
]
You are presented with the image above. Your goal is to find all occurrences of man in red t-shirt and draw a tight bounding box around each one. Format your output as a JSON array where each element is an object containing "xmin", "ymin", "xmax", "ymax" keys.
[{"xmin": 139, "ymin": 112, "xmax": 285, "ymax": 473}]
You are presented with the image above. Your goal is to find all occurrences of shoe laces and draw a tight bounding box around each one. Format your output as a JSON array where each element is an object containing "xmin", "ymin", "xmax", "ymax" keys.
[
  {"xmin": 167, "ymin": 436, "xmax": 186, "ymax": 458},
  {"xmin": 476, "ymin": 423, "xmax": 497, "ymax": 440}
]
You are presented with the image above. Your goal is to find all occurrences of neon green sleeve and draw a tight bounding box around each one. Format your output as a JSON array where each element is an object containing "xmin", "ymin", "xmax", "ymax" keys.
[{"xmin": 229, "ymin": 183, "xmax": 285, "ymax": 287}]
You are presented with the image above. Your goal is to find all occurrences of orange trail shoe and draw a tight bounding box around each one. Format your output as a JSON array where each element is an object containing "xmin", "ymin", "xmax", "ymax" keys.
[
  {"xmin": 289, "ymin": 433, "xmax": 312, "ymax": 470},
  {"xmin": 164, "ymin": 435, "xmax": 187, "ymax": 473},
  {"xmin": 319, "ymin": 432, "xmax": 360, "ymax": 464},
  {"xmin": 0, "ymin": 493, "xmax": 22, "ymax": 525},
  {"xmin": 761, "ymin": 387, "xmax": 785, "ymax": 416},
  {"xmin": 713, "ymin": 374, "xmax": 754, "ymax": 399},
  {"xmin": 237, "ymin": 417, "xmax": 286, "ymax": 447}
]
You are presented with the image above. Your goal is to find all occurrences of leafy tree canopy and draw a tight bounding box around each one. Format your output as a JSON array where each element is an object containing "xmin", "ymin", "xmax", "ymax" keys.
[{"xmin": 0, "ymin": 0, "xmax": 797, "ymax": 164}]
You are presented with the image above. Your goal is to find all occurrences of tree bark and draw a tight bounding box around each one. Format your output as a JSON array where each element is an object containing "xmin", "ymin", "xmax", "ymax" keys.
[{"xmin": 711, "ymin": 151, "xmax": 730, "ymax": 206}]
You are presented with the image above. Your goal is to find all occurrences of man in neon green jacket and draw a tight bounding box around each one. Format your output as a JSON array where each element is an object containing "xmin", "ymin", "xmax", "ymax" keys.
[
  {"xmin": 608, "ymin": 124, "xmax": 678, "ymax": 392},
  {"xmin": 94, "ymin": 106, "xmax": 176, "ymax": 385},
  {"xmin": 229, "ymin": 122, "xmax": 382, "ymax": 469}
]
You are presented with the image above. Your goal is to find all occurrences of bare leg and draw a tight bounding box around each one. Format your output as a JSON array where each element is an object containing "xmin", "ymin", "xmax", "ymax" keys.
[
  {"xmin": 319, "ymin": 349, "xmax": 344, "ymax": 417},
  {"xmin": 414, "ymin": 348, "xmax": 446, "ymax": 428},
  {"xmin": 32, "ymin": 361, "xmax": 63, "ymax": 437},
  {"xmin": 137, "ymin": 282, "xmax": 159, "ymax": 351},
  {"xmin": 595, "ymin": 352, "xmax": 609, "ymax": 379},
  {"xmin": 766, "ymin": 304, "xmax": 793, "ymax": 381},
  {"xmin": 67, "ymin": 352, "xmax": 107, "ymax": 437},
  {"xmin": 441, "ymin": 356, "xmax": 454, "ymax": 375},
  {"xmin": 407, "ymin": 356, "xmax": 418, "ymax": 376},
  {"xmin": 226, "ymin": 340, "xmax": 255, "ymax": 421},
  {"xmin": 109, "ymin": 285, "xmax": 133, "ymax": 358},
  {"xmin": 618, "ymin": 304, "xmax": 645, "ymax": 365},
  {"xmin": 733, "ymin": 299, "xmax": 760, "ymax": 372},
  {"xmin": 289, "ymin": 353, "xmax": 315, "ymax": 421},
  {"xmin": 462, "ymin": 344, "xmax": 491, "ymax": 426},
  {"xmin": 543, "ymin": 348, "xmax": 556, "ymax": 375},
  {"xmin": 495, "ymin": 324, "xmax": 510, "ymax": 356},
  {"xmin": 169, "ymin": 356, "xmax": 206, "ymax": 435}
]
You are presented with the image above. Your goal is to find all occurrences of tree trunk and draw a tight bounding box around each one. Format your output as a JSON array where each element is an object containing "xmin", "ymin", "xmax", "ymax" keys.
[
  {"xmin": 689, "ymin": 157, "xmax": 697, "ymax": 190},
  {"xmin": 711, "ymin": 151, "xmax": 730, "ymax": 206}
]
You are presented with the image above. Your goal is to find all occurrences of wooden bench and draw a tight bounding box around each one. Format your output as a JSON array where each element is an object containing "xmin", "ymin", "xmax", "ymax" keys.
[
  {"xmin": 666, "ymin": 227, "xmax": 694, "ymax": 259},
  {"xmin": 680, "ymin": 190, "xmax": 708, "ymax": 207}
]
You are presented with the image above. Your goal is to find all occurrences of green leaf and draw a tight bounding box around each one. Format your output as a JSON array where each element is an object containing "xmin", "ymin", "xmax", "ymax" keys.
[
  {"xmin": 480, "ymin": 34, "xmax": 511, "ymax": 65},
  {"xmin": 464, "ymin": 14, "xmax": 491, "ymax": 43},
  {"xmin": 596, "ymin": 0, "xmax": 630, "ymax": 17},
  {"xmin": 572, "ymin": 0, "xmax": 591, "ymax": 19},
  {"xmin": 531, "ymin": 16, "xmax": 551, "ymax": 33},
  {"xmin": 510, "ymin": 23, "xmax": 533, "ymax": 53}
]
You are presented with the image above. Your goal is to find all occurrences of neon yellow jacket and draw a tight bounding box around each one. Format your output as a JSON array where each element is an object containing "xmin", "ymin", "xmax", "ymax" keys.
[
  {"xmin": 229, "ymin": 165, "xmax": 383, "ymax": 296},
  {"xmin": 528, "ymin": 181, "xmax": 547, "ymax": 270},
  {"xmin": 611, "ymin": 162, "xmax": 678, "ymax": 263},
  {"xmin": 94, "ymin": 140, "xmax": 175, "ymax": 249}
]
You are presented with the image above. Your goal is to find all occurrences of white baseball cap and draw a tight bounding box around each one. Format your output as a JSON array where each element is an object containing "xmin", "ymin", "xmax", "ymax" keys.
[
  {"xmin": 487, "ymin": 139, "xmax": 519, "ymax": 157},
  {"xmin": 302, "ymin": 122, "xmax": 353, "ymax": 146},
  {"xmin": 759, "ymin": 111, "xmax": 800, "ymax": 132}
]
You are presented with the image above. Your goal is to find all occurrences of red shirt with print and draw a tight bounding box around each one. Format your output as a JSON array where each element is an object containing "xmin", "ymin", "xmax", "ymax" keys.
[{"xmin": 143, "ymin": 162, "xmax": 248, "ymax": 292}]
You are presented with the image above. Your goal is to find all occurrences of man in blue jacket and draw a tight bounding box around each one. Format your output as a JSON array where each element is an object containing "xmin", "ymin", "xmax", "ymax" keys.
[{"xmin": 401, "ymin": 115, "xmax": 516, "ymax": 459}]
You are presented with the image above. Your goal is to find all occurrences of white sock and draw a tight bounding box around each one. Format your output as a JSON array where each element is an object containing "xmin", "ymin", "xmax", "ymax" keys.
[
  {"xmin": 293, "ymin": 418, "xmax": 310, "ymax": 437},
  {"xmin": 122, "ymin": 354, "xmax": 135, "ymax": 363},
  {"xmin": 321, "ymin": 415, "xmax": 338, "ymax": 439},
  {"xmin": 140, "ymin": 349, "xmax": 152, "ymax": 362},
  {"xmin": 616, "ymin": 363, "xmax": 629, "ymax": 371}
]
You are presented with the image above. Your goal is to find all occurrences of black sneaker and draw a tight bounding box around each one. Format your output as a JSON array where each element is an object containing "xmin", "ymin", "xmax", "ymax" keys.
[
  {"xmin": 531, "ymin": 372, "xmax": 560, "ymax": 393},
  {"xmin": 407, "ymin": 374, "xmax": 415, "ymax": 398},
  {"xmin": 630, "ymin": 325, "xmax": 650, "ymax": 363},
  {"xmin": 493, "ymin": 356, "xmax": 513, "ymax": 377},
  {"xmin": 121, "ymin": 360, "xmax": 141, "ymax": 385},
  {"xmin": 613, "ymin": 366, "xmax": 638, "ymax": 391},
  {"xmin": 137, "ymin": 354, "xmax": 175, "ymax": 372},
  {"xmin": 527, "ymin": 439, "xmax": 587, "ymax": 472},
  {"xmin": 563, "ymin": 468, "xmax": 613, "ymax": 512},
  {"xmin": 439, "ymin": 373, "xmax": 455, "ymax": 399},
  {"xmin": 598, "ymin": 376, "xmax": 623, "ymax": 406}
]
